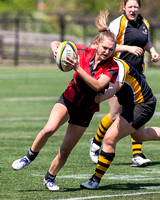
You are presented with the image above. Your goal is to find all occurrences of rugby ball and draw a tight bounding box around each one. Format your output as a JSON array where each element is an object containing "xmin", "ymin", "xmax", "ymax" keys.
[{"xmin": 56, "ymin": 41, "xmax": 77, "ymax": 72}]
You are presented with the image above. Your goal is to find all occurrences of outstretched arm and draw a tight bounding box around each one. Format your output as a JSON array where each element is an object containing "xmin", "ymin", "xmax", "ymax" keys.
[{"xmin": 145, "ymin": 41, "xmax": 160, "ymax": 62}]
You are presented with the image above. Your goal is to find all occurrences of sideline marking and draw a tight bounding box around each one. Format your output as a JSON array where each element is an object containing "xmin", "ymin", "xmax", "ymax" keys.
[
  {"xmin": 0, "ymin": 111, "xmax": 160, "ymax": 122},
  {"xmin": 3, "ymin": 97, "xmax": 58, "ymax": 102},
  {"xmin": 0, "ymin": 73, "xmax": 67, "ymax": 79},
  {"xmin": 54, "ymin": 191, "xmax": 160, "ymax": 200},
  {"xmin": 0, "ymin": 117, "xmax": 48, "ymax": 121},
  {"xmin": 2, "ymin": 94, "xmax": 160, "ymax": 102},
  {"xmin": 31, "ymin": 173, "xmax": 160, "ymax": 181},
  {"xmin": 0, "ymin": 131, "xmax": 94, "ymax": 139}
]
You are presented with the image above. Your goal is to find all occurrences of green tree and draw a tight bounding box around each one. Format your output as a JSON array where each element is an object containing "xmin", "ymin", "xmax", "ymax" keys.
[{"xmin": 0, "ymin": 0, "xmax": 37, "ymax": 12}]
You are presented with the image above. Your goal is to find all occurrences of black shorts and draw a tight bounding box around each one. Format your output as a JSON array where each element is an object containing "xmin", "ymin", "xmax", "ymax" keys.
[
  {"xmin": 120, "ymin": 95, "xmax": 156, "ymax": 130},
  {"xmin": 56, "ymin": 95, "xmax": 94, "ymax": 127}
]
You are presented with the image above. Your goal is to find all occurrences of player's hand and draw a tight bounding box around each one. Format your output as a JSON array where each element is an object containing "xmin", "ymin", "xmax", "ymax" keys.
[
  {"xmin": 151, "ymin": 52, "xmax": 160, "ymax": 62},
  {"xmin": 64, "ymin": 53, "xmax": 80, "ymax": 71},
  {"xmin": 94, "ymin": 93, "xmax": 104, "ymax": 104},
  {"xmin": 50, "ymin": 41, "xmax": 61, "ymax": 59},
  {"xmin": 129, "ymin": 46, "xmax": 144, "ymax": 57}
]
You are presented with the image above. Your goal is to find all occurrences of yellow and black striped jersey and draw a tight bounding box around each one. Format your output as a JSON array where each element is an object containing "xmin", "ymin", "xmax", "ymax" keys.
[
  {"xmin": 114, "ymin": 57, "xmax": 153, "ymax": 108},
  {"xmin": 109, "ymin": 14, "xmax": 150, "ymax": 74}
]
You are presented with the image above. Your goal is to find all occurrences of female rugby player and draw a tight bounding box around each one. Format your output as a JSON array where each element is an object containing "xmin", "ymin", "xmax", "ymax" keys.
[{"xmin": 12, "ymin": 10, "xmax": 119, "ymax": 191}]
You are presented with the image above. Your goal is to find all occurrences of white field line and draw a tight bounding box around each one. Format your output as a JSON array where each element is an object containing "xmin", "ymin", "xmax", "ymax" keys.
[
  {"xmin": 3, "ymin": 96, "xmax": 58, "ymax": 102},
  {"xmin": 32, "ymin": 171, "xmax": 160, "ymax": 181},
  {"xmin": 1, "ymin": 112, "xmax": 160, "ymax": 122},
  {"xmin": 0, "ymin": 117, "xmax": 48, "ymax": 121},
  {"xmin": 0, "ymin": 95, "xmax": 159, "ymax": 122},
  {"xmin": 0, "ymin": 73, "xmax": 66, "ymax": 79},
  {"xmin": 32, "ymin": 172, "xmax": 160, "ymax": 199},
  {"xmin": 54, "ymin": 192, "xmax": 160, "ymax": 200},
  {"xmin": 0, "ymin": 112, "xmax": 160, "ymax": 122},
  {"xmin": 2, "ymin": 94, "xmax": 160, "ymax": 102},
  {"xmin": 0, "ymin": 69, "xmax": 159, "ymax": 79}
]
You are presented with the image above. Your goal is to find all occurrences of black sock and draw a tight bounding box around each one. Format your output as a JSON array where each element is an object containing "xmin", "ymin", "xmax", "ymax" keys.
[
  {"xmin": 26, "ymin": 148, "xmax": 39, "ymax": 161},
  {"xmin": 45, "ymin": 171, "xmax": 56, "ymax": 181},
  {"xmin": 93, "ymin": 137, "xmax": 102, "ymax": 147}
]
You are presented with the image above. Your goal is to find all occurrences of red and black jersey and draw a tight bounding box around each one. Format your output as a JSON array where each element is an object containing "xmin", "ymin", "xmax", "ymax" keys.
[{"xmin": 63, "ymin": 44, "xmax": 118, "ymax": 113}]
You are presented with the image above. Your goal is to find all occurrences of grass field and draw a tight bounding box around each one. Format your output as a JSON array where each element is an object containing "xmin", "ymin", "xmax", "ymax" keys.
[{"xmin": 0, "ymin": 65, "xmax": 160, "ymax": 200}]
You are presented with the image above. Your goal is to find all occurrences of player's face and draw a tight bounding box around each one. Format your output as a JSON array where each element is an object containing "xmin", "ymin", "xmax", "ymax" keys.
[
  {"xmin": 96, "ymin": 37, "xmax": 115, "ymax": 61},
  {"xmin": 124, "ymin": 0, "xmax": 140, "ymax": 21}
]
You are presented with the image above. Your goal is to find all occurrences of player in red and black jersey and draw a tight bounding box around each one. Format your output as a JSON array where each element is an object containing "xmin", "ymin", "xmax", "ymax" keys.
[
  {"xmin": 90, "ymin": 0, "xmax": 160, "ymax": 167},
  {"xmin": 11, "ymin": 10, "xmax": 119, "ymax": 191},
  {"xmin": 63, "ymin": 44, "xmax": 118, "ymax": 115}
]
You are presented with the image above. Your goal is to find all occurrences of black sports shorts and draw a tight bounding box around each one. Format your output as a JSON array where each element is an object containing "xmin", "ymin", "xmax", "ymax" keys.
[
  {"xmin": 56, "ymin": 95, "xmax": 94, "ymax": 127},
  {"xmin": 120, "ymin": 95, "xmax": 156, "ymax": 130}
]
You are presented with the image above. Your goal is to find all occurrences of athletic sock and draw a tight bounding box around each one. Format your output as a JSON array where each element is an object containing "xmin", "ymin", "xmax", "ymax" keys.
[
  {"xmin": 131, "ymin": 138, "xmax": 142, "ymax": 156},
  {"xmin": 93, "ymin": 113, "xmax": 113, "ymax": 147},
  {"xmin": 45, "ymin": 171, "xmax": 56, "ymax": 181},
  {"xmin": 26, "ymin": 148, "xmax": 39, "ymax": 162},
  {"xmin": 91, "ymin": 150, "xmax": 115, "ymax": 183}
]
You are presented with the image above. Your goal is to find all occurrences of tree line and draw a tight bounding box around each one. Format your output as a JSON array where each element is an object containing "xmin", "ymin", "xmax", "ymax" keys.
[{"xmin": 0, "ymin": 0, "xmax": 159, "ymax": 18}]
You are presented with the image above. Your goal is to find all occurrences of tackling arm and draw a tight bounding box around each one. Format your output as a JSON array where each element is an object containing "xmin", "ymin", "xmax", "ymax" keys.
[{"xmin": 94, "ymin": 81, "xmax": 122, "ymax": 104}]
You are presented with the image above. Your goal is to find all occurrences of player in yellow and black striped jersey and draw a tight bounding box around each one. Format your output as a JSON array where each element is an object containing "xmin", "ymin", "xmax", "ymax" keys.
[
  {"xmin": 89, "ymin": 0, "xmax": 160, "ymax": 167},
  {"xmin": 113, "ymin": 58, "xmax": 153, "ymax": 107},
  {"xmin": 80, "ymin": 57, "xmax": 159, "ymax": 189},
  {"xmin": 109, "ymin": 10, "xmax": 150, "ymax": 74}
]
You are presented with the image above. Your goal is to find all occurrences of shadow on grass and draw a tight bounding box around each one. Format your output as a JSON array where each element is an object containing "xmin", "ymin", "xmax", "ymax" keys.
[
  {"xmin": 149, "ymin": 161, "xmax": 160, "ymax": 166},
  {"xmin": 46, "ymin": 182, "xmax": 160, "ymax": 192},
  {"xmin": 98, "ymin": 182, "xmax": 160, "ymax": 191},
  {"xmin": 18, "ymin": 189, "xmax": 46, "ymax": 192},
  {"xmin": 113, "ymin": 161, "xmax": 160, "ymax": 167}
]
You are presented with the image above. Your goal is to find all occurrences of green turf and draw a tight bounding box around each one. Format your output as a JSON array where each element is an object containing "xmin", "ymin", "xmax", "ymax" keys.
[{"xmin": 0, "ymin": 65, "xmax": 160, "ymax": 200}]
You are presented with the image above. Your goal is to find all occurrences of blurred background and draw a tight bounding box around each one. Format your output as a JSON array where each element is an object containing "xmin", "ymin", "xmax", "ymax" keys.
[{"xmin": 0, "ymin": 0, "xmax": 159, "ymax": 67}]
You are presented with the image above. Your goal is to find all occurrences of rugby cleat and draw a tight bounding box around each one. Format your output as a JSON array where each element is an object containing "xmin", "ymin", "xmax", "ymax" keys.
[
  {"xmin": 80, "ymin": 177, "xmax": 99, "ymax": 189},
  {"xmin": 44, "ymin": 179, "xmax": 60, "ymax": 191},
  {"xmin": 89, "ymin": 138, "xmax": 100, "ymax": 164},
  {"xmin": 12, "ymin": 156, "xmax": 31, "ymax": 170},
  {"xmin": 131, "ymin": 153, "xmax": 151, "ymax": 167}
]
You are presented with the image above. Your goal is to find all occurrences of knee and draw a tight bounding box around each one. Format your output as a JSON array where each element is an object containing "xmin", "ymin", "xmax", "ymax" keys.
[
  {"xmin": 109, "ymin": 112, "xmax": 120, "ymax": 121},
  {"xmin": 58, "ymin": 147, "xmax": 70, "ymax": 160},
  {"xmin": 40, "ymin": 125, "xmax": 56, "ymax": 138},
  {"xmin": 103, "ymin": 134, "xmax": 115, "ymax": 146}
]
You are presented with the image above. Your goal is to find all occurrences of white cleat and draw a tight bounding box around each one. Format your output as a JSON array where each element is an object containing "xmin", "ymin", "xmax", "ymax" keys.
[
  {"xmin": 80, "ymin": 178, "xmax": 99, "ymax": 189},
  {"xmin": 12, "ymin": 156, "xmax": 31, "ymax": 170},
  {"xmin": 131, "ymin": 153, "xmax": 151, "ymax": 167},
  {"xmin": 44, "ymin": 179, "xmax": 60, "ymax": 191},
  {"xmin": 89, "ymin": 138, "xmax": 100, "ymax": 164}
]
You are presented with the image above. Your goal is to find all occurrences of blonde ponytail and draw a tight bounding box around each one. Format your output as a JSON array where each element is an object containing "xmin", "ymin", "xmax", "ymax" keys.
[
  {"xmin": 95, "ymin": 10, "xmax": 110, "ymax": 32},
  {"xmin": 93, "ymin": 10, "xmax": 117, "ymax": 48}
]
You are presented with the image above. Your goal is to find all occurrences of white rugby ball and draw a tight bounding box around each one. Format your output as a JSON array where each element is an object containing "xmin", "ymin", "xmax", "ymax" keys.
[{"xmin": 56, "ymin": 41, "xmax": 77, "ymax": 72}]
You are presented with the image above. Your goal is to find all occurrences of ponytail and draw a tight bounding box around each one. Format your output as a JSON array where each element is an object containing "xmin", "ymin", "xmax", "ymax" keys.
[
  {"xmin": 95, "ymin": 10, "xmax": 110, "ymax": 32},
  {"xmin": 94, "ymin": 10, "xmax": 117, "ymax": 47}
]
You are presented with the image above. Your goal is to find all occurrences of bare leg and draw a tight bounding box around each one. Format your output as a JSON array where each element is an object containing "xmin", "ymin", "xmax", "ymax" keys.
[
  {"xmin": 31, "ymin": 103, "xmax": 69, "ymax": 152},
  {"xmin": 132, "ymin": 126, "xmax": 160, "ymax": 142},
  {"xmin": 108, "ymin": 96, "xmax": 122, "ymax": 121},
  {"xmin": 103, "ymin": 116, "xmax": 136, "ymax": 153},
  {"xmin": 109, "ymin": 97, "xmax": 147, "ymax": 166},
  {"xmin": 49, "ymin": 124, "xmax": 86, "ymax": 176}
]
